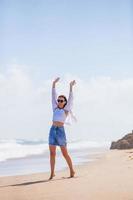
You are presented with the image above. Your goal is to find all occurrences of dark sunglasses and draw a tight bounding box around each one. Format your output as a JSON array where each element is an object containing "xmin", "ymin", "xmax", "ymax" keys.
[{"xmin": 57, "ymin": 99, "xmax": 65, "ymax": 103}]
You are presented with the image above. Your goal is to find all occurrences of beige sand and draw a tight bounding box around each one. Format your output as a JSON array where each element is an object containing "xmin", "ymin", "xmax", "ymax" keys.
[{"xmin": 0, "ymin": 149, "xmax": 133, "ymax": 200}]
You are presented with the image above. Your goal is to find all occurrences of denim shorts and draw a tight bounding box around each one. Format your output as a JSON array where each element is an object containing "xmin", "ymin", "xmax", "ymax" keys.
[{"xmin": 48, "ymin": 125, "xmax": 67, "ymax": 146}]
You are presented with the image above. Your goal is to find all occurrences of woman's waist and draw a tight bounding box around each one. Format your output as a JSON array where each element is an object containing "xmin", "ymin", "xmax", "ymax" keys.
[{"xmin": 52, "ymin": 121, "xmax": 64, "ymax": 127}]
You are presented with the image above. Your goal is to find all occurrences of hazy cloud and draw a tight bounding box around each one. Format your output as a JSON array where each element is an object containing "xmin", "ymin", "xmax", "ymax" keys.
[{"xmin": 0, "ymin": 65, "xmax": 133, "ymax": 142}]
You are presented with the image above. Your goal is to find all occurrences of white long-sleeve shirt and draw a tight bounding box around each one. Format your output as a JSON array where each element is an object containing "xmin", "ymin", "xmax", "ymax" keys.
[{"xmin": 52, "ymin": 87, "xmax": 77, "ymax": 125}]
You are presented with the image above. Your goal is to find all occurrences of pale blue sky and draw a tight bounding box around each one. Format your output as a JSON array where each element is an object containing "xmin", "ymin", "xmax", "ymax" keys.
[
  {"xmin": 0, "ymin": 0, "xmax": 132, "ymax": 80},
  {"xmin": 0, "ymin": 0, "xmax": 133, "ymax": 140}
]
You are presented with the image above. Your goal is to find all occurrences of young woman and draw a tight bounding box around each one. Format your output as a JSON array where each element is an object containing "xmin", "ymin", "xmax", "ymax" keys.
[{"xmin": 48, "ymin": 77, "xmax": 76, "ymax": 180}]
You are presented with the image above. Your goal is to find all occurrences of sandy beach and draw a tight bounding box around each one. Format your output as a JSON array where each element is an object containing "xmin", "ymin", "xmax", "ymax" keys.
[{"xmin": 0, "ymin": 149, "xmax": 133, "ymax": 200}]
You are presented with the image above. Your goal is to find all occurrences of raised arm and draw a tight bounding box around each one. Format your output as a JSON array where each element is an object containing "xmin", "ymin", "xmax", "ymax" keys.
[
  {"xmin": 52, "ymin": 77, "xmax": 60, "ymax": 111},
  {"xmin": 64, "ymin": 80, "xmax": 76, "ymax": 111}
]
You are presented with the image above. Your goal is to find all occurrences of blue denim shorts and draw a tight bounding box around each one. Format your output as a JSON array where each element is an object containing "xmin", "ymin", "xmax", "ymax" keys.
[{"xmin": 48, "ymin": 125, "xmax": 67, "ymax": 146}]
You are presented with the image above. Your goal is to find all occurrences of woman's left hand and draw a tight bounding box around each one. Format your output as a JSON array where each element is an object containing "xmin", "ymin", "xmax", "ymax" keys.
[{"xmin": 70, "ymin": 80, "xmax": 76, "ymax": 87}]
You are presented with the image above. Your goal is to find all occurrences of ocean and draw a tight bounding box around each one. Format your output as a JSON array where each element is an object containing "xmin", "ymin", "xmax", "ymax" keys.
[{"xmin": 0, "ymin": 139, "xmax": 110, "ymax": 177}]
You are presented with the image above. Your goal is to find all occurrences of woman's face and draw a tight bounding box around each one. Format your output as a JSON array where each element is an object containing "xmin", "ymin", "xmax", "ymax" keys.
[{"xmin": 57, "ymin": 97, "xmax": 66, "ymax": 108}]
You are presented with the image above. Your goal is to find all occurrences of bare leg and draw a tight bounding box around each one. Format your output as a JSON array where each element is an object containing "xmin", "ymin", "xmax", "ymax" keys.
[
  {"xmin": 49, "ymin": 145, "xmax": 56, "ymax": 180},
  {"xmin": 60, "ymin": 145, "xmax": 75, "ymax": 178}
]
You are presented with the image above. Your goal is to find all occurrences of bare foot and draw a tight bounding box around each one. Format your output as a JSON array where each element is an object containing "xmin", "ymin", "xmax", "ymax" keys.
[
  {"xmin": 48, "ymin": 173, "xmax": 55, "ymax": 180},
  {"xmin": 69, "ymin": 170, "xmax": 75, "ymax": 178}
]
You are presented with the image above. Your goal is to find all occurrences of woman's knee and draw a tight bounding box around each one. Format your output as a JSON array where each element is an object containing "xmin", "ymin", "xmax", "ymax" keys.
[
  {"xmin": 62, "ymin": 151, "xmax": 69, "ymax": 158},
  {"xmin": 50, "ymin": 151, "xmax": 56, "ymax": 157}
]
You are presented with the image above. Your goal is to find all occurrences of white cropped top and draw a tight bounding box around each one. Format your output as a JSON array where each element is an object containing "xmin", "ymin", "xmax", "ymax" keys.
[{"xmin": 52, "ymin": 87, "xmax": 77, "ymax": 125}]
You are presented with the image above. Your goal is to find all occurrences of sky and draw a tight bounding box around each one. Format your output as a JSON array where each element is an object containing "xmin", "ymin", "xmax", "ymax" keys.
[{"xmin": 0, "ymin": 0, "xmax": 133, "ymax": 142}]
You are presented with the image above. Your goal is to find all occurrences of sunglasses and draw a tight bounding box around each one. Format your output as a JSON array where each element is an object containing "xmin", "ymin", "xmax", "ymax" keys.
[{"xmin": 57, "ymin": 99, "xmax": 65, "ymax": 103}]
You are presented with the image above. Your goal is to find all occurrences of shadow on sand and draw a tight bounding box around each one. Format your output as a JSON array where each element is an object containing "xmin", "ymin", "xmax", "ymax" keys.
[{"xmin": 0, "ymin": 176, "xmax": 79, "ymax": 188}]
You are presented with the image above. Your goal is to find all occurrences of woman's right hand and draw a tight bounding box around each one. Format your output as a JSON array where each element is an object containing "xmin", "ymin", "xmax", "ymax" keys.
[{"xmin": 53, "ymin": 77, "xmax": 60, "ymax": 84}]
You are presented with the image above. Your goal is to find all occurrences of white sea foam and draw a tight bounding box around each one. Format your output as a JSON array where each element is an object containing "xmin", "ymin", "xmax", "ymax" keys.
[
  {"xmin": 0, "ymin": 139, "xmax": 110, "ymax": 162},
  {"xmin": 67, "ymin": 140, "xmax": 110, "ymax": 150}
]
